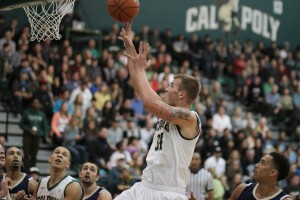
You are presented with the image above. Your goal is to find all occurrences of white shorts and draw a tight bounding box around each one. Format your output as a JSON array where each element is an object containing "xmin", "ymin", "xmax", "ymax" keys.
[{"xmin": 114, "ymin": 181, "xmax": 188, "ymax": 200}]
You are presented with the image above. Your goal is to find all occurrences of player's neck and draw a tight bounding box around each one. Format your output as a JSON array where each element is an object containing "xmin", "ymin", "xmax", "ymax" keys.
[
  {"xmin": 6, "ymin": 170, "xmax": 23, "ymax": 181},
  {"xmin": 83, "ymin": 183, "xmax": 98, "ymax": 196},
  {"xmin": 256, "ymin": 183, "xmax": 279, "ymax": 199},
  {"xmin": 49, "ymin": 169, "xmax": 67, "ymax": 185}
]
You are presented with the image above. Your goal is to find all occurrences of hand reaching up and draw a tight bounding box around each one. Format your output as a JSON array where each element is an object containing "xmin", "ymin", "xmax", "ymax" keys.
[{"xmin": 118, "ymin": 21, "xmax": 151, "ymax": 70}]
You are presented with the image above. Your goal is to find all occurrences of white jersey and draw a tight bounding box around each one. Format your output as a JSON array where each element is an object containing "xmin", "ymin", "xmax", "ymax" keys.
[
  {"xmin": 37, "ymin": 175, "xmax": 78, "ymax": 200},
  {"xmin": 141, "ymin": 112, "xmax": 201, "ymax": 191}
]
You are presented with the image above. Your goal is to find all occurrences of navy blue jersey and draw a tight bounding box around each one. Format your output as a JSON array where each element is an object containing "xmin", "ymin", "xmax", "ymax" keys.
[
  {"xmin": 238, "ymin": 183, "xmax": 290, "ymax": 200},
  {"xmin": 83, "ymin": 186, "xmax": 104, "ymax": 200},
  {"xmin": 1, "ymin": 173, "xmax": 32, "ymax": 199}
]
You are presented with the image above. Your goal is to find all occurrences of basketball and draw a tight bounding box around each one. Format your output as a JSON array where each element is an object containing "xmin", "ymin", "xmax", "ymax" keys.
[{"xmin": 107, "ymin": 0, "xmax": 140, "ymax": 22}]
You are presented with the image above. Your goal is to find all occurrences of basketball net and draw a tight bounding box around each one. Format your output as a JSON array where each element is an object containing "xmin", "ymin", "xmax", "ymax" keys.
[{"xmin": 23, "ymin": 0, "xmax": 76, "ymax": 42}]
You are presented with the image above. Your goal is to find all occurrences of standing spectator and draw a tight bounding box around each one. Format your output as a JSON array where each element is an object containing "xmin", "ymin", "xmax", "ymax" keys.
[
  {"xmin": 187, "ymin": 152, "xmax": 213, "ymax": 200},
  {"xmin": 20, "ymin": 98, "xmax": 49, "ymax": 170}
]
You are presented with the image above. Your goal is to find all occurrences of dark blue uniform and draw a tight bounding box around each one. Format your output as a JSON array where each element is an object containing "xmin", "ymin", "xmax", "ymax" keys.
[
  {"xmin": 238, "ymin": 183, "xmax": 290, "ymax": 200},
  {"xmin": 1, "ymin": 173, "xmax": 32, "ymax": 199},
  {"xmin": 83, "ymin": 187, "xmax": 104, "ymax": 200}
]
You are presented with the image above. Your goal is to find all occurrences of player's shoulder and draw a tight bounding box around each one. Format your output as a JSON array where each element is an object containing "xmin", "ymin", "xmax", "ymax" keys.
[
  {"xmin": 65, "ymin": 180, "xmax": 83, "ymax": 200},
  {"xmin": 99, "ymin": 188, "xmax": 112, "ymax": 200},
  {"xmin": 230, "ymin": 183, "xmax": 251, "ymax": 200}
]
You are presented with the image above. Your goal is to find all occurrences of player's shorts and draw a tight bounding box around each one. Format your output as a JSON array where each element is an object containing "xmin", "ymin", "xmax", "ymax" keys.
[{"xmin": 114, "ymin": 180, "xmax": 188, "ymax": 200}]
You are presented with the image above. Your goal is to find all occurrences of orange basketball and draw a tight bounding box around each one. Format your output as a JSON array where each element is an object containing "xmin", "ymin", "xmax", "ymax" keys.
[{"xmin": 107, "ymin": 0, "xmax": 140, "ymax": 22}]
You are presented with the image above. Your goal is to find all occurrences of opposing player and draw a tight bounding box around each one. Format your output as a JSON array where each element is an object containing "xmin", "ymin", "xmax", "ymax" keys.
[
  {"xmin": 79, "ymin": 162, "xmax": 112, "ymax": 200},
  {"xmin": 229, "ymin": 152, "xmax": 291, "ymax": 200},
  {"xmin": 1, "ymin": 147, "xmax": 37, "ymax": 199},
  {"xmin": 35, "ymin": 146, "xmax": 83, "ymax": 200},
  {"xmin": 0, "ymin": 145, "xmax": 11, "ymax": 199},
  {"xmin": 116, "ymin": 21, "xmax": 201, "ymax": 200}
]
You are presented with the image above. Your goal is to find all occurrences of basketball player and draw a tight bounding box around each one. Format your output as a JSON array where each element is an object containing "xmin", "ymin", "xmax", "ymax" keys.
[
  {"xmin": 116, "ymin": 21, "xmax": 201, "ymax": 200},
  {"xmin": 0, "ymin": 145, "xmax": 5, "ymax": 176},
  {"xmin": 35, "ymin": 146, "xmax": 83, "ymax": 200},
  {"xmin": 1, "ymin": 147, "xmax": 37, "ymax": 199},
  {"xmin": 79, "ymin": 162, "xmax": 112, "ymax": 200},
  {"xmin": 229, "ymin": 152, "xmax": 291, "ymax": 200},
  {"xmin": 0, "ymin": 145, "xmax": 12, "ymax": 199},
  {"xmin": 187, "ymin": 152, "xmax": 213, "ymax": 200}
]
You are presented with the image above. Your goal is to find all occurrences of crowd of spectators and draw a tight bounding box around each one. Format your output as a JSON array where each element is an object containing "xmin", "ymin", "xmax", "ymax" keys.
[{"xmin": 0, "ymin": 15, "xmax": 300, "ymax": 199}]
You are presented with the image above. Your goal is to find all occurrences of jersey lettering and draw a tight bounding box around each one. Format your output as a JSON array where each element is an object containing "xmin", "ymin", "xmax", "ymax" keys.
[
  {"xmin": 155, "ymin": 133, "xmax": 164, "ymax": 151},
  {"xmin": 155, "ymin": 121, "xmax": 170, "ymax": 132},
  {"xmin": 38, "ymin": 196, "xmax": 59, "ymax": 200}
]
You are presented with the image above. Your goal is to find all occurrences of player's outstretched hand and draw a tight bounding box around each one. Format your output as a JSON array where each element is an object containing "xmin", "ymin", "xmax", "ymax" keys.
[{"xmin": 119, "ymin": 21, "xmax": 151, "ymax": 69}]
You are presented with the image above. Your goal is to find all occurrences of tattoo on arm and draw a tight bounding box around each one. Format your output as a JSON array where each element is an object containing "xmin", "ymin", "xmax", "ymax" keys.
[{"xmin": 168, "ymin": 108, "xmax": 191, "ymax": 121}]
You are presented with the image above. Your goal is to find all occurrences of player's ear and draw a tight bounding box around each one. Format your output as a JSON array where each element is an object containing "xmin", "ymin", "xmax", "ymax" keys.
[
  {"xmin": 179, "ymin": 90, "xmax": 186, "ymax": 99},
  {"xmin": 67, "ymin": 161, "xmax": 71, "ymax": 169},
  {"xmin": 270, "ymin": 168, "xmax": 278, "ymax": 177}
]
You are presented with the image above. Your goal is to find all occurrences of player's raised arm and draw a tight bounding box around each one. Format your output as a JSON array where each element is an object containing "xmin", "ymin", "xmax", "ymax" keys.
[{"xmin": 119, "ymin": 21, "xmax": 200, "ymax": 139}]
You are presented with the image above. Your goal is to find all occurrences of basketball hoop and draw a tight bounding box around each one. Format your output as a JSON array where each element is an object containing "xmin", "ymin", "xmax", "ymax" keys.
[{"xmin": 23, "ymin": 0, "xmax": 76, "ymax": 42}]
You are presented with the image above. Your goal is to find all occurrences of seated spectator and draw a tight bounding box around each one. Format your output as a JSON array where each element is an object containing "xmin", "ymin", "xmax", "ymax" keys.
[
  {"xmin": 231, "ymin": 107, "xmax": 243, "ymax": 133},
  {"xmin": 264, "ymin": 84, "xmax": 281, "ymax": 116},
  {"xmin": 34, "ymin": 80, "xmax": 54, "ymax": 121},
  {"xmin": 51, "ymin": 101, "xmax": 71, "ymax": 147},
  {"xmin": 204, "ymin": 146, "xmax": 226, "ymax": 178},
  {"xmin": 241, "ymin": 112, "xmax": 256, "ymax": 134},
  {"xmin": 70, "ymin": 79, "xmax": 92, "ymax": 115},
  {"xmin": 12, "ymin": 71, "xmax": 33, "ymax": 114},
  {"xmin": 63, "ymin": 117, "xmax": 85, "ymax": 172},
  {"xmin": 53, "ymin": 89, "xmax": 73, "ymax": 115},
  {"xmin": 284, "ymin": 173, "xmax": 300, "ymax": 199},
  {"xmin": 94, "ymin": 83, "xmax": 111, "ymax": 111},
  {"xmin": 107, "ymin": 119, "xmax": 124, "ymax": 149},
  {"xmin": 212, "ymin": 106, "xmax": 232, "ymax": 136},
  {"xmin": 90, "ymin": 127, "xmax": 114, "ymax": 170},
  {"xmin": 255, "ymin": 116, "xmax": 270, "ymax": 138},
  {"xmin": 109, "ymin": 140, "xmax": 133, "ymax": 169}
]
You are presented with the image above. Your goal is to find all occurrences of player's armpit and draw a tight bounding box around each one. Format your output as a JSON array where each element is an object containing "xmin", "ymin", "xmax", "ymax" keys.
[
  {"xmin": 98, "ymin": 190, "xmax": 112, "ymax": 200},
  {"xmin": 64, "ymin": 182, "xmax": 83, "ymax": 200}
]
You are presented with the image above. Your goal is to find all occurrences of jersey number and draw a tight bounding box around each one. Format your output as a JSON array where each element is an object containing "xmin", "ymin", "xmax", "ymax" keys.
[{"xmin": 155, "ymin": 133, "xmax": 164, "ymax": 151}]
